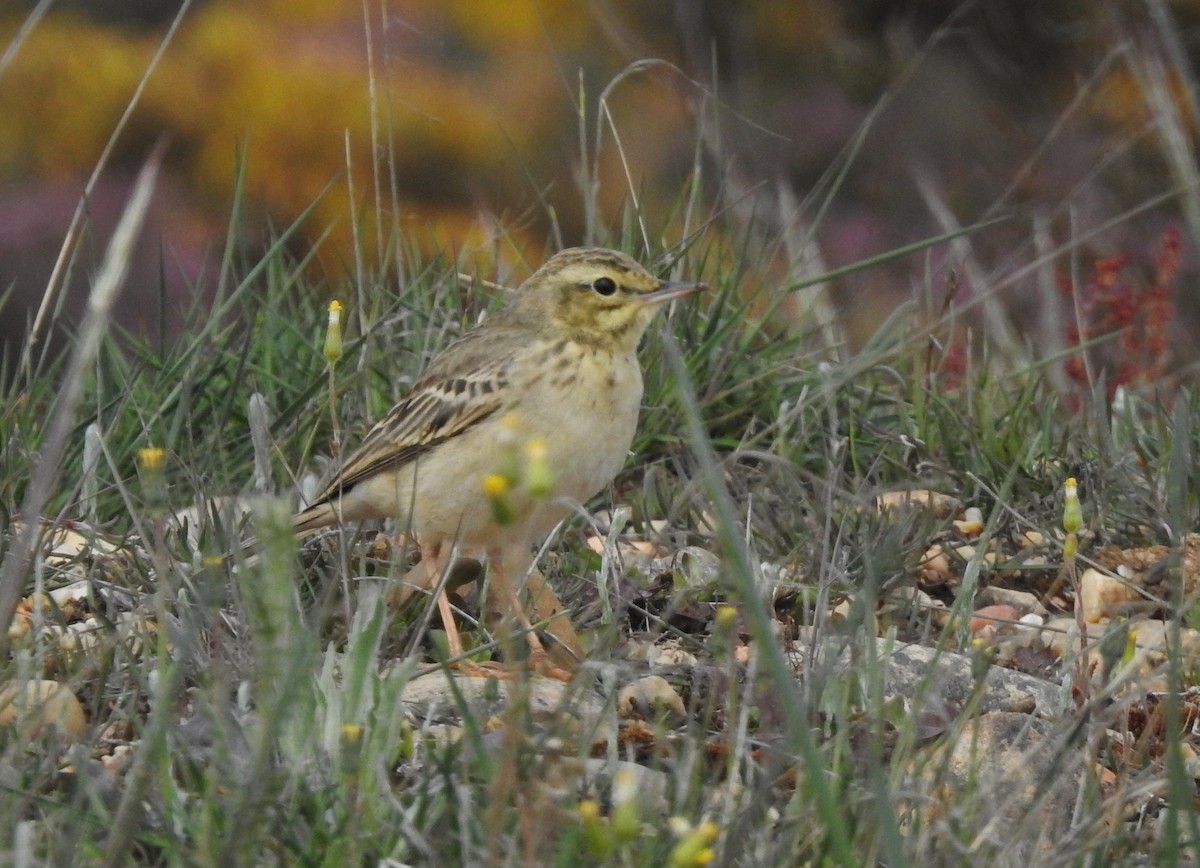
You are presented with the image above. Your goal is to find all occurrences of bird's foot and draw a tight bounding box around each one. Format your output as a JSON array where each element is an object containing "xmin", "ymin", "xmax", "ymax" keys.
[
  {"xmin": 446, "ymin": 658, "xmax": 518, "ymax": 679},
  {"xmin": 525, "ymin": 649, "xmax": 575, "ymax": 682},
  {"xmin": 443, "ymin": 652, "xmax": 573, "ymax": 682}
]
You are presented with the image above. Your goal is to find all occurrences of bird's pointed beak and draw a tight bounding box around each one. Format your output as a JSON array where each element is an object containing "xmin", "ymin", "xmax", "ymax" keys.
[{"xmin": 640, "ymin": 279, "xmax": 708, "ymax": 305}]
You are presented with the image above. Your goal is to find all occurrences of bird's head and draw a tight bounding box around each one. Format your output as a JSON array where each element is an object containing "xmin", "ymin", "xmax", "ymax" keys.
[{"xmin": 516, "ymin": 247, "xmax": 706, "ymax": 351}]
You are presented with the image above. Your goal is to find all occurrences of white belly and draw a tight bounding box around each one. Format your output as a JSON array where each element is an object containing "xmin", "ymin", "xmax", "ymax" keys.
[{"xmin": 353, "ymin": 343, "xmax": 643, "ymax": 550}]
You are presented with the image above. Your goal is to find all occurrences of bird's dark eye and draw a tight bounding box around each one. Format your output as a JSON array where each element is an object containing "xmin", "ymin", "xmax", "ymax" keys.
[{"xmin": 591, "ymin": 277, "xmax": 618, "ymax": 296}]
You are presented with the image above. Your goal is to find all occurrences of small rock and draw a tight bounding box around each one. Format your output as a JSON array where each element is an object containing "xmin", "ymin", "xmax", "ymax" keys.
[
  {"xmin": 876, "ymin": 490, "xmax": 960, "ymax": 517},
  {"xmin": 0, "ymin": 680, "xmax": 86, "ymax": 737},
  {"xmin": 976, "ymin": 586, "xmax": 1048, "ymax": 618},
  {"xmin": 1020, "ymin": 530, "xmax": 1047, "ymax": 548},
  {"xmin": 578, "ymin": 759, "xmax": 670, "ymax": 815},
  {"xmin": 1118, "ymin": 620, "xmax": 1200, "ymax": 690},
  {"xmin": 1078, "ymin": 568, "xmax": 1140, "ymax": 623},
  {"xmin": 953, "ymin": 507, "xmax": 985, "ymax": 537},
  {"xmin": 646, "ymin": 642, "xmax": 697, "ymax": 669},
  {"xmin": 1040, "ymin": 616, "xmax": 1107, "ymax": 657},
  {"xmin": 883, "ymin": 587, "xmax": 950, "ymax": 628},
  {"xmin": 676, "ymin": 547, "xmax": 722, "ymax": 587},
  {"xmin": 617, "ymin": 675, "xmax": 686, "ymax": 721},
  {"xmin": 919, "ymin": 545, "xmax": 955, "ymax": 585},
  {"xmin": 970, "ymin": 605, "xmax": 1020, "ymax": 635},
  {"xmin": 1013, "ymin": 613, "xmax": 1046, "ymax": 648}
]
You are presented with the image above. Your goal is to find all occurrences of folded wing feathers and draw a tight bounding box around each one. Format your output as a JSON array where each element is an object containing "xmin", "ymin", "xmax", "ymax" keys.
[{"xmin": 308, "ymin": 341, "xmax": 515, "ymax": 506}]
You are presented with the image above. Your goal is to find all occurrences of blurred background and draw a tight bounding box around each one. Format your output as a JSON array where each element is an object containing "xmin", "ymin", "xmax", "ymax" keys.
[{"xmin": 1, "ymin": 0, "xmax": 1197, "ymax": 389}]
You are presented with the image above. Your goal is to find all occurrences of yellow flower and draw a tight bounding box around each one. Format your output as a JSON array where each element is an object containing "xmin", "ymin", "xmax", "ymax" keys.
[
  {"xmin": 137, "ymin": 446, "xmax": 168, "ymax": 507},
  {"xmin": 483, "ymin": 473, "xmax": 515, "ymax": 525},
  {"xmin": 482, "ymin": 473, "xmax": 510, "ymax": 498},
  {"xmin": 138, "ymin": 447, "xmax": 166, "ymax": 470}
]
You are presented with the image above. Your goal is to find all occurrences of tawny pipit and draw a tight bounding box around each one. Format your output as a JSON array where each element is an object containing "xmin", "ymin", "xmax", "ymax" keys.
[{"xmin": 294, "ymin": 247, "xmax": 706, "ymax": 664}]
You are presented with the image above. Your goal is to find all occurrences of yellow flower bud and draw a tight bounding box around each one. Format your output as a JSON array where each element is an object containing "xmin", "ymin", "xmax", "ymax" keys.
[
  {"xmin": 482, "ymin": 473, "xmax": 510, "ymax": 498},
  {"xmin": 1122, "ymin": 628, "xmax": 1137, "ymax": 667},
  {"xmin": 137, "ymin": 446, "xmax": 168, "ymax": 506},
  {"xmin": 1062, "ymin": 477, "xmax": 1082, "ymax": 535},
  {"xmin": 610, "ymin": 768, "xmax": 641, "ymax": 841},
  {"xmin": 525, "ymin": 438, "xmax": 553, "ymax": 497},
  {"xmin": 484, "ymin": 413, "xmax": 526, "ymax": 491},
  {"xmin": 578, "ymin": 799, "xmax": 612, "ymax": 856},
  {"xmin": 323, "ymin": 299, "xmax": 344, "ymax": 365},
  {"xmin": 497, "ymin": 411, "xmax": 521, "ymax": 444},
  {"xmin": 340, "ymin": 723, "xmax": 364, "ymax": 766}
]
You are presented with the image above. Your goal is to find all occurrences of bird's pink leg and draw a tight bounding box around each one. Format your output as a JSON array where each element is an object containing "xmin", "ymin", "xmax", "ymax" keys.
[
  {"xmin": 422, "ymin": 542, "xmax": 465, "ymax": 660},
  {"xmin": 487, "ymin": 549, "xmax": 545, "ymax": 656}
]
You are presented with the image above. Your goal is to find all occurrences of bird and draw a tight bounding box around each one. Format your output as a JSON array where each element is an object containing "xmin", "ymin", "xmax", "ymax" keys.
[{"xmin": 290, "ymin": 247, "xmax": 706, "ymax": 669}]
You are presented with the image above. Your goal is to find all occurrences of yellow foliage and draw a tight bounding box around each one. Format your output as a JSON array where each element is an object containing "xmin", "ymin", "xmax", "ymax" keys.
[
  {"xmin": 0, "ymin": 15, "xmax": 155, "ymax": 175},
  {"xmin": 443, "ymin": 0, "xmax": 591, "ymax": 55},
  {"xmin": 0, "ymin": 1, "xmax": 702, "ymax": 266}
]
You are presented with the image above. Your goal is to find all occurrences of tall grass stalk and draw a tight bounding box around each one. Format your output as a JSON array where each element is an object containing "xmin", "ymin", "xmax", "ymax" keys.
[{"xmin": 0, "ymin": 146, "xmax": 163, "ymax": 662}]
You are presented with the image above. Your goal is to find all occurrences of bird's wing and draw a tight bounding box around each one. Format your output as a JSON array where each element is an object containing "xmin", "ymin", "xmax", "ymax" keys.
[{"xmin": 309, "ymin": 327, "xmax": 519, "ymax": 504}]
